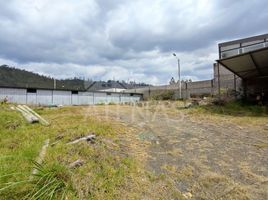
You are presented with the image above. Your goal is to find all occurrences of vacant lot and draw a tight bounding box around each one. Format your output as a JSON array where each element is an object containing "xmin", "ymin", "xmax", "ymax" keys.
[{"xmin": 0, "ymin": 102, "xmax": 268, "ymax": 199}]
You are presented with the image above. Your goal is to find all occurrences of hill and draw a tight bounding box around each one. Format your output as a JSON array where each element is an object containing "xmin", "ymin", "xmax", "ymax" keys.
[
  {"xmin": 0, "ymin": 65, "xmax": 150, "ymax": 91},
  {"xmin": 0, "ymin": 65, "xmax": 86, "ymax": 90}
]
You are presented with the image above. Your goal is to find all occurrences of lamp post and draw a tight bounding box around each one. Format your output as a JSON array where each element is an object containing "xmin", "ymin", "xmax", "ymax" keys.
[{"xmin": 173, "ymin": 53, "xmax": 181, "ymax": 99}]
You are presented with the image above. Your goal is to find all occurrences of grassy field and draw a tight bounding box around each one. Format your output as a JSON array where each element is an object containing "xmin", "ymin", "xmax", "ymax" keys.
[
  {"xmin": 0, "ymin": 101, "xmax": 267, "ymax": 199},
  {"xmin": 0, "ymin": 104, "xmax": 149, "ymax": 199},
  {"xmin": 183, "ymin": 100, "xmax": 268, "ymax": 127}
]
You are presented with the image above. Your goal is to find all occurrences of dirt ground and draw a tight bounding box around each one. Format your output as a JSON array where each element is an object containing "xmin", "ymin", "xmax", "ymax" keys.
[{"xmin": 84, "ymin": 103, "xmax": 268, "ymax": 200}]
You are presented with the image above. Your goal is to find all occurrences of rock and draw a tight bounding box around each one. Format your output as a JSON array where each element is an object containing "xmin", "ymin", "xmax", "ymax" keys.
[
  {"xmin": 67, "ymin": 134, "xmax": 96, "ymax": 145},
  {"xmin": 137, "ymin": 102, "xmax": 143, "ymax": 107},
  {"xmin": 183, "ymin": 192, "xmax": 192, "ymax": 199},
  {"xmin": 184, "ymin": 103, "xmax": 193, "ymax": 108},
  {"xmin": 50, "ymin": 141, "xmax": 59, "ymax": 147},
  {"xmin": 69, "ymin": 159, "xmax": 84, "ymax": 169},
  {"xmin": 191, "ymin": 100, "xmax": 200, "ymax": 106},
  {"xmin": 55, "ymin": 134, "xmax": 64, "ymax": 140}
]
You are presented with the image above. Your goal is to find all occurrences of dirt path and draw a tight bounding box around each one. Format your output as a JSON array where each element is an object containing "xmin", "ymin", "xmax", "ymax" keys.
[{"xmin": 86, "ymin": 105, "xmax": 268, "ymax": 199}]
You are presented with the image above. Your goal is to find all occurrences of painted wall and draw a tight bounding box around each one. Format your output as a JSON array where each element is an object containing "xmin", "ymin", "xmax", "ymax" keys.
[
  {"xmin": 125, "ymin": 80, "xmax": 214, "ymax": 99},
  {"xmin": 0, "ymin": 87, "xmax": 142, "ymax": 105}
]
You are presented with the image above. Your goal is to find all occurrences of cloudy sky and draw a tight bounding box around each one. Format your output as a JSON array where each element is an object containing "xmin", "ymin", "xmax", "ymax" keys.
[{"xmin": 0, "ymin": 0, "xmax": 267, "ymax": 85}]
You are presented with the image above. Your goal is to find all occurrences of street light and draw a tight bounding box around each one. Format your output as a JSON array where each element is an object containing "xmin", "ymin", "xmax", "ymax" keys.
[{"xmin": 173, "ymin": 53, "xmax": 181, "ymax": 99}]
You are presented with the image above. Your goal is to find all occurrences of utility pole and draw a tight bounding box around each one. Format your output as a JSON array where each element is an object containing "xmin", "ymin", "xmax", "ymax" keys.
[
  {"xmin": 173, "ymin": 53, "xmax": 181, "ymax": 99},
  {"xmin": 54, "ymin": 79, "xmax": 56, "ymax": 89}
]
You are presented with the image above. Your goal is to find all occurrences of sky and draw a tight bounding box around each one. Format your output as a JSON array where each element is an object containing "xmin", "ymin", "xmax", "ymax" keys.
[{"xmin": 0, "ymin": 0, "xmax": 267, "ymax": 85}]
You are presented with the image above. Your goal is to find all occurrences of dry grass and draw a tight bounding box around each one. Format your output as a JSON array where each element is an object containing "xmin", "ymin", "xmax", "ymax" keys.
[
  {"xmin": 191, "ymin": 172, "xmax": 250, "ymax": 200},
  {"xmin": 0, "ymin": 104, "xmax": 152, "ymax": 199},
  {"xmin": 1, "ymin": 101, "xmax": 267, "ymax": 199}
]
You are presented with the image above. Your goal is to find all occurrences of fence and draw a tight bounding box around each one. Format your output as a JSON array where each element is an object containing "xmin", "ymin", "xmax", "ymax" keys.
[
  {"xmin": 0, "ymin": 87, "xmax": 142, "ymax": 106},
  {"xmin": 124, "ymin": 63, "xmax": 243, "ymax": 100},
  {"xmin": 125, "ymin": 80, "xmax": 215, "ymax": 99}
]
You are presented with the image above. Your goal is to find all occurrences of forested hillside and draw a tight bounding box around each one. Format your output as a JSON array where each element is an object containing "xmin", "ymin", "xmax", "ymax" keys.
[
  {"xmin": 0, "ymin": 65, "xmax": 150, "ymax": 91},
  {"xmin": 0, "ymin": 65, "xmax": 86, "ymax": 90}
]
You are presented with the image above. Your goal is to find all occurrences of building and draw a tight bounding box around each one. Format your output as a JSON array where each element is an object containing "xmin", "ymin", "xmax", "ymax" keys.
[
  {"xmin": 0, "ymin": 86, "xmax": 142, "ymax": 105},
  {"xmin": 126, "ymin": 34, "xmax": 268, "ymax": 101},
  {"xmin": 216, "ymin": 33, "xmax": 268, "ymax": 102},
  {"xmin": 0, "ymin": 66, "xmax": 143, "ymax": 105},
  {"xmin": 86, "ymin": 80, "xmax": 127, "ymax": 92}
]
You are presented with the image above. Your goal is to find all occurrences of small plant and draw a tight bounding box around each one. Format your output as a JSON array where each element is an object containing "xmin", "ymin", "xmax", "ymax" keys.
[
  {"xmin": 0, "ymin": 161, "xmax": 74, "ymax": 199},
  {"xmin": 96, "ymin": 102, "xmax": 105, "ymax": 105},
  {"xmin": 26, "ymin": 161, "xmax": 74, "ymax": 200},
  {"xmin": 151, "ymin": 91, "xmax": 175, "ymax": 100},
  {"xmin": 0, "ymin": 96, "xmax": 8, "ymax": 105}
]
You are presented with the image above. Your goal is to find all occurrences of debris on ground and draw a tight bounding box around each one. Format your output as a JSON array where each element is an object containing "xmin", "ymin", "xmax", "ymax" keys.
[
  {"xmin": 11, "ymin": 105, "xmax": 49, "ymax": 125},
  {"xmin": 5, "ymin": 120, "xmax": 21, "ymax": 130},
  {"xmin": 31, "ymin": 139, "xmax": 50, "ymax": 178},
  {"xmin": 69, "ymin": 159, "xmax": 84, "ymax": 169},
  {"xmin": 182, "ymin": 192, "xmax": 193, "ymax": 199},
  {"xmin": 138, "ymin": 132, "xmax": 157, "ymax": 141},
  {"xmin": 212, "ymin": 98, "xmax": 226, "ymax": 106},
  {"xmin": 14, "ymin": 105, "xmax": 39, "ymax": 124},
  {"xmin": 51, "ymin": 134, "xmax": 65, "ymax": 147},
  {"xmin": 184, "ymin": 102, "xmax": 193, "ymax": 108},
  {"xmin": 20, "ymin": 105, "xmax": 50, "ymax": 126},
  {"xmin": 183, "ymin": 98, "xmax": 211, "ymax": 108},
  {"xmin": 67, "ymin": 134, "xmax": 96, "ymax": 145}
]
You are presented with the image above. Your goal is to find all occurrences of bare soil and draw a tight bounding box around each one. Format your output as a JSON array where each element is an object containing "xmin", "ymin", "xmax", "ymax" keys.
[{"xmin": 84, "ymin": 103, "xmax": 268, "ymax": 200}]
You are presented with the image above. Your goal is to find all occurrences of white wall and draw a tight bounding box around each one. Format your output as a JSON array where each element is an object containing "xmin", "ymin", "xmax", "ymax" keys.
[
  {"xmin": 94, "ymin": 92, "xmax": 107, "ymax": 104},
  {"xmin": 37, "ymin": 90, "xmax": 53, "ymax": 105},
  {"xmin": 0, "ymin": 87, "xmax": 141, "ymax": 105},
  {"xmin": 78, "ymin": 92, "xmax": 94, "ymax": 105},
  {"xmin": 99, "ymin": 88, "xmax": 126, "ymax": 92},
  {"xmin": 52, "ymin": 90, "xmax": 72, "ymax": 105},
  {"xmin": 0, "ymin": 88, "xmax": 27, "ymax": 104}
]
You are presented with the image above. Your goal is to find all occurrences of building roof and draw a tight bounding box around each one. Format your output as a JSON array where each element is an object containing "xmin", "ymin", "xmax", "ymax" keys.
[
  {"xmin": 86, "ymin": 80, "xmax": 127, "ymax": 91},
  {"xmin": 217, "ymin": 46, "xmax": 268, "ymax": 80},
  {"xmin": 218, "ymin": 33, "xmax": 268, "ymax": 48}
]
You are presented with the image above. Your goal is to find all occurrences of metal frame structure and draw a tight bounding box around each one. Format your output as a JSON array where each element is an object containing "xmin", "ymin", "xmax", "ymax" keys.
[
  {"xmin": 217, "ymin": 46, "xmax": 268, "ymax": 80},
  {"xmin": 217, "ymin": 34, "xmax": 268, "ymax": 100},
  {"xmin": 218, "ymin": 33, "xmax": 268, "ymax": 59}
]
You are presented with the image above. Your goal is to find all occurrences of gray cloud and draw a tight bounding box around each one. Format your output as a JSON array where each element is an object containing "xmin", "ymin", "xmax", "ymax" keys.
[{"xmin": 0, "ymin": 0, "xmax": 267, "ymax": 84}]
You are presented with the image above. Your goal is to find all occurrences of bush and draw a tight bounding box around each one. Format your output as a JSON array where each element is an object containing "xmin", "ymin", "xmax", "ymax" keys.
[{"xmin": 151, "ymin": 91, "xmax": 175, "ymax": 100}]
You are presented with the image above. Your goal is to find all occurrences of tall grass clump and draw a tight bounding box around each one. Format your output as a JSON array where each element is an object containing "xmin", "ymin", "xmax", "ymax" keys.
[{"xmin": 25, "ymin": 161, "xmax": 74, "ymax": 200}]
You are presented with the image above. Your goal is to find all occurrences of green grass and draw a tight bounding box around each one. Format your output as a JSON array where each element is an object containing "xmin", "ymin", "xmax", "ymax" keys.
[
  {"xmin": 26, "ymin": 161, "xmax": 74, "ymax": 200},
  {"xmin": 0, "ymin": 104, "xmax": 49, "ymax": 198},
  {"xmin": 201, "ymin": 101, "xmax": 268, "ymax": 116},
  {"xmin": 183, "ymin": 100, "xmax": 268, "ymax": 117},
  {"xmin": 179, "ymin": 100, "xmax": 268, "ymax": 126},
  {"xmin": 0, "ymin": 104, "xmax": 144, "ymax": 199}
]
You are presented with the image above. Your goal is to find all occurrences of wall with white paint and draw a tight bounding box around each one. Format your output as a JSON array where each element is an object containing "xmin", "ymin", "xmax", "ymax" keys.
[{"xmin": 0, "ymin": 87, "xmax": 142, "ymax": 105}]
